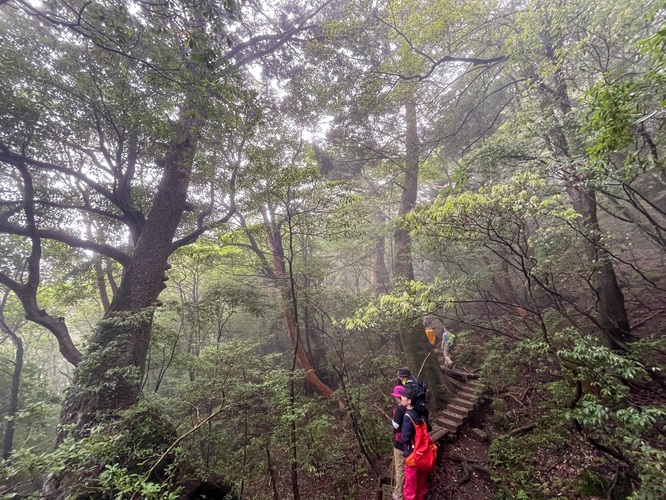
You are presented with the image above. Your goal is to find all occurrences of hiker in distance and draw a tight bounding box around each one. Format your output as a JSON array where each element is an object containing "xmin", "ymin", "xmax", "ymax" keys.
[
  {"xmin": 440, "ymin": 326, "xmax": 453, "ymax": 367},
  {"xmin": 440, "ymin": 326, "xmax": 451, "ymax": 353},
  {"xmin": 423, "ymin": 316, "xmax": 453, "ymax": 368},
  {"xmin": 401, "ymin": 388, "xmax": 428, "ymax": 500},
  {"xmin": 391, "ymin": 385, "xmax": 407, "ymax": 500}
]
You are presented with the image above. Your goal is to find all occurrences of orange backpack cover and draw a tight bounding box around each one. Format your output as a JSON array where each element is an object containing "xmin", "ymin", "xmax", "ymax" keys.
[{"xmin": 404, "ymin": 413, "xmax": 438, "ymax": 473}]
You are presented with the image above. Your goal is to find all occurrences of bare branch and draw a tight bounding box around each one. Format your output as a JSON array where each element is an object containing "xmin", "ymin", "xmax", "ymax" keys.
[
  {"xmin": 0, "ymin": 144, "xmax": 116, "ymax": 203},
  {"xmin": 0, "ymin": 221, "xmax": 131, "ymax": 267}
]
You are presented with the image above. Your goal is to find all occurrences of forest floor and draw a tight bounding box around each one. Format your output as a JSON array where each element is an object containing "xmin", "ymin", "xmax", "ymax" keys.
[
  {"xmin": 427, "ymin": 388, "xmax": 637, "ymax": 500},
  {"xmin": 428, "ymin": 415, "xmax": 496, "ymax": 499}
]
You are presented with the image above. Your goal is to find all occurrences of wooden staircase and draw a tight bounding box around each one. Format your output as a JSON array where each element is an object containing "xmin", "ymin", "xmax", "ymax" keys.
[
  {"xmin": 428, "ymin": 377, "xmax": 480, "ymax": 441},
  {"xmin": 379, "ymin": 369, "xmax": 481, "ymax": 500}
]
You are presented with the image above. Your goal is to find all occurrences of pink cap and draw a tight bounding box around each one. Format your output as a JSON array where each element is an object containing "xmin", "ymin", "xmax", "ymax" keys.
[{"xmin": 391, "ymin": 385, "xmax": 405, "ymax": 397}]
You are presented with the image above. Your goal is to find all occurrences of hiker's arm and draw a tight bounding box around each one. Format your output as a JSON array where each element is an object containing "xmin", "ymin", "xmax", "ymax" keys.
[
  {"xmin": 402, "ymin": 415, "xmax": 415, "ymax": 445},
  {"xmin": 393, "ymin": 405, "xmax": 406, "ymax": 429}
]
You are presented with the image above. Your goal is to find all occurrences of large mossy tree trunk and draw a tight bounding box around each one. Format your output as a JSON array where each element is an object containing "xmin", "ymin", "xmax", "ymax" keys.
[
  {"xmin": 565, "ymin": 182, "xmax": 632, "ymax": 349},
  {"xmin": 45, "ymin": 122, "xmax": 198, "ymax": 499},
  {"xmin": 394, "ymin": 90, "xmax": 450, "ymax": 409},
  {"xmin": 541, "ymin": 32, "xmax": 632, "ymax": 350},
  {"xmin": 60, "ymin": 120, "xmax": 196, "ymax": 427},
  {"xmin": 60, "ymin": 122, "xmax": 196, "ymax": 429}
]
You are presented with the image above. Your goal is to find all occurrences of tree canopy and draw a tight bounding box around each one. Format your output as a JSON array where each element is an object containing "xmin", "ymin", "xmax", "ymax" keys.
[{"xmin": 1, "ymin": 0, "xmax": 666, "ymax": 499}]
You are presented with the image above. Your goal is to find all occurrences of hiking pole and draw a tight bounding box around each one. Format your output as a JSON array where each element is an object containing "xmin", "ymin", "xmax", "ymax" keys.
[{"xmin": 417, "ymin": 352, "xmax": 431, "ymax": 378}]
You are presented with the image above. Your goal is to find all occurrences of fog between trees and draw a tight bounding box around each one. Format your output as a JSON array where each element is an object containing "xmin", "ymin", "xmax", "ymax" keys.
[{"xmin": 1, "ymin": 0, "xmax": 666, "ymax": 498}]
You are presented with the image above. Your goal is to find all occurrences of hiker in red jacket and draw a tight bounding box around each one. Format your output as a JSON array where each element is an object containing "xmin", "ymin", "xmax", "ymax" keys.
[{"xmin": 401, "ymin": 387, "xmax": 428, "ymax": 500}]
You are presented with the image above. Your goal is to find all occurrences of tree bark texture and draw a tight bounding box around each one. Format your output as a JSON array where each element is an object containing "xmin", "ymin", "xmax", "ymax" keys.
[
  {"xmin": 565, "ymin": 182, "xmax": 632, "ymax": 348},
  {"xmin": 541, "ymin": 33, "xmax": 632, "ymax": 348},
  {"xmin": 393, "ymin": 96, "xmax": 419, "ymax": 282},
  {"xmin": 57, "ymin": 119, "xmax": 198, "ymax": 436},
  {"xmin": 393, "ymin": 90, "xmax": 450, "ymax": 409}
]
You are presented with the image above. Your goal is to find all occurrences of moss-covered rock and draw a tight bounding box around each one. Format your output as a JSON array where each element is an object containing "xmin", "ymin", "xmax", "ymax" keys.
[
  {"xmin": 490, "ymin": 398, "xmax": 509, "ymax": 428},
  {"xmin": 573, "ymin": 467, "xmax": 609, "ymax": 496},
  {"xmin": 572, "ymin": 467, "xmax": 632, "ymax": 499}
]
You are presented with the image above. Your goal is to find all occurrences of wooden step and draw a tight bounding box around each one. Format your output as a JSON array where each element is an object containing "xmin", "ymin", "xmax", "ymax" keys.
[
  {"xmin": 435, "ymin": 417, "xmax": 459, "ymax": 431},
  {"xmin": 456, "ymin": 391, "xmax": 477, "ymax": 402},
  {"xmin": 459, "ymin": 387, "xmax": 478, "ymax": 397},
  {"xmin": 429, "ymin": 426, "xmax": 448, "ymax": 442},
  {"xmin": 450, "ymin": 395, "xmax": 476, "ymax": 405},
  {"xmin": 449, "ymin": 398, "xmax": 476, "ymax": 412},
  {"xmin": 446, "ymin": 403, "xmax": 470, "ymax": 416},
  {"xmin": 441, "ymin": 366, "xmax": 479, "ymax": 379},
  {"xmin": 447, "ymin": 377, "xmax": 467, "ymax": 391},
  {"xmin": 438, "ymin": 410, "xmax": 464, "ymax": 425},
  {"xmin": 434, "ymin": 416, "xmax": 459, "ymax": 428}
]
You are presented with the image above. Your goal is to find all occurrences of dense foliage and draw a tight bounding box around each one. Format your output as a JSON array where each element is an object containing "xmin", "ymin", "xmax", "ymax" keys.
[{"xmin": 1, "ymin": 0, "xmax": 665, "ymax": 499}]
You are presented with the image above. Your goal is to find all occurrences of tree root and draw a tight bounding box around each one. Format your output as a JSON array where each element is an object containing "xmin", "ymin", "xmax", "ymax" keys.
[
  {"xmin": 457, "ymin": 460, "xmax": 470, "ymax": 486},
  {"xmin": 606, "ymin": 463, "xmax": 620, "ymax": 500},
  {"xmin": 443, "ymin": 452, "xmax": 488, "ymax": 464},
  {"xmin": 508, "ymin": 422, "xmax": 536, "ymax": 436},
  {"xmin": 440, "ymin": 453, "xmax": 493, "ymax": 491}
]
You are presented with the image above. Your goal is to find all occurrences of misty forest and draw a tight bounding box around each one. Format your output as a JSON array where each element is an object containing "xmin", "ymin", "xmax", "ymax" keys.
[{"xmin": 1, "ymin": 0, "xmax": 666, "ymax": 498}]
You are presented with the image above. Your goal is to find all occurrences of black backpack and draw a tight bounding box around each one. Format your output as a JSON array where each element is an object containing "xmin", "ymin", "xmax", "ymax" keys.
[{"xmin": 406, "ymin": 376, "xmax": 429, "ymax": 424}]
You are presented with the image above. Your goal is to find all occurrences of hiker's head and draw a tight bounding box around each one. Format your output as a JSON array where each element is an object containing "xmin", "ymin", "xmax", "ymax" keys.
[
  {"xmin": 401, "ymin": 387, "xmax": 417, "ymax": 409},
  {"xmin": 391, "ymin": 385, "xmax": 405, "ymax": 402},
  {"xmin": 397, "ymin": 367, "xmax": 411, "ymax": 383}
]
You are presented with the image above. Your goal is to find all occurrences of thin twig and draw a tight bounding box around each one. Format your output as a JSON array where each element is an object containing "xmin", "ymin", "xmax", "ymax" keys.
[
  {"xmin": 372, "ymin": 402, "xmax": 393, "ymax": 422},
  {"xmin": 130, "ymin": 404, "xmax": 226, "ymax": 500}
]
